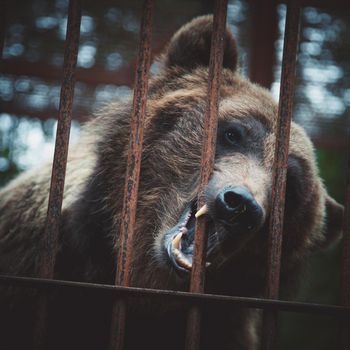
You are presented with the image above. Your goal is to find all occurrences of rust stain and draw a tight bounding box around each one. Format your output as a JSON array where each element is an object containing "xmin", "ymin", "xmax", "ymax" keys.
[
  {"xmin": 34, "ymin": 0, "xmax": 82, "ymax": 348},
  {"xmin": 109, "ymin": 1, "xmax": 155, "ymax": 350},
  {"xmin": 261, "ymin": 2, "xmax": 301, "ymax": 350},
  {"xmin": 185, "ymin": 1, "xmax": 228, "ymax": 350}
]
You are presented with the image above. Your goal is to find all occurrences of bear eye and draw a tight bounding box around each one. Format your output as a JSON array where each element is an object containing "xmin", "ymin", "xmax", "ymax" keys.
[{"xmin": 224, "ymin": 126, "xmax": 243, "ymax": 145}]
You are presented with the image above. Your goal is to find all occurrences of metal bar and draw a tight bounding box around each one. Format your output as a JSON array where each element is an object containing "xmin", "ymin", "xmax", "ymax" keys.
[
  {"xmin": 40, "ymin": 0, "xmax": 81, "ymax": 279},
  {"xmin": 109, "ymin": 1, "xmax": 154, "ymax": 350},
  {"xmin": 34, "ymin": 0, "xmax": 81, "ymax": 348},
  {"xmin": 185, "ymin": 1, "xmax": 228, "ymax": 350},
  {"xmin": 340, "ymin": 137, "xmax": 350, "ymax": 349},
  {"xmin": 1, "ymin": 274, "xmax": 350, "ymax": 317},
  {"xmin": 261, "ymin": 1, "xmax": 301, "ymax": 350}
]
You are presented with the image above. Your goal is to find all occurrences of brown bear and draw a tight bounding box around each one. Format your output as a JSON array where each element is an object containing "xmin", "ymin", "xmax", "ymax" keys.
[{"xmin": 0, "ymin": 15, "xmax": 343, "ymax": 350}]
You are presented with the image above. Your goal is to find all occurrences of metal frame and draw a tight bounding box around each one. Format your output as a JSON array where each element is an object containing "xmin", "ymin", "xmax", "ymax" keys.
[{"xmin": 0, "ymin": 0, "xmax": 349, "ymax": 350}]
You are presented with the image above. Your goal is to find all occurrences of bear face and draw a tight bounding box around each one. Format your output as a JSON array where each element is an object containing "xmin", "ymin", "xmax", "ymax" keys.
[
  {"xmin": 147, "ymin": 76, "xmax": 275, "ymax": 277},
  {"xmin": 109, "ymin": 16, "xmax": 343, "ymax": 292}
]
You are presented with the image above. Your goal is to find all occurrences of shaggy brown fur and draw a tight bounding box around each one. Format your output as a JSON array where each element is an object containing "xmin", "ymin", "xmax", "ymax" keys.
[{"xmin": 0, "ymin": 16, "xmax": 343, "ymax": 350}]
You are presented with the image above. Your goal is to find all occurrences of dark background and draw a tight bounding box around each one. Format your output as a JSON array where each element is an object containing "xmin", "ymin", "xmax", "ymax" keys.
[{"xmin": 0, "ymin": 1, "xmax": 349, "ymax": 349}]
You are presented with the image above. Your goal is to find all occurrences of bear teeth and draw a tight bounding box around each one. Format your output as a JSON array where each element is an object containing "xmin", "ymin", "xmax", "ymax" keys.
[
  {"xmin": 171, "ymin": 232, "xmax": 192, "ymax": 270},
  {"xmin": 174, "ymin": 251, "xmax": 192, "ymax": 270},
  {"xmin": 195, "ymin": 204, "xmax": 208, "ymax": 218},
  {"xmin": 172, "ymin": 232, "xmax": 183, "ymax": 250}
]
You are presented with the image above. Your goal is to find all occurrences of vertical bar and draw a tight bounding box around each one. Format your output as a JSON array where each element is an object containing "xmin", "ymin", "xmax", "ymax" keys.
[
  {"xmin": 185, "ymin": 1, "xmax": 228, "ymax": 350},
  {"xmin": 40, "ymin": 0, "xmax": 82, "ymax": 279},
  {"xmin": 340, "ymin": 139, "xmax": 350, "ymax": 349},
  {"xmin": 34, "ymin": 0, "xmax": 81, "ymax": 347},
  {"xmin": 261, "ymin": 2, "xmax": 300, "ymax": 350},
  {"xmin": 109, "ymin": 1, "xmax": 154, "ymax": 350}
]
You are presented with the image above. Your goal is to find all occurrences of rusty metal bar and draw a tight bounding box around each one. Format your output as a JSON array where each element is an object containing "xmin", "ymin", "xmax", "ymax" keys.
[
  {"xmin": 261, "ymin": 2, "xmax": 301, "ymax": 350},
  {"xmin": 40, "ymin": 0, "xmax": 81, "ymax": 279},
  {"xmin": 1, "ymin": 274, "xmax": 350, "ymax": 317},
  {"xmin": 34, "ymin": 0, "xmax": 81, "ymax": 348},
  {"xmin": 109, "ymin": 1, "xmax": 154, "ymax": 350},
  {"xmin": 185, "ymin": 1, "xmax": 228, "ymax": 350},
  {"xmin": 340, "ymin": 137, "xmax": 350, "ymax": 349}
]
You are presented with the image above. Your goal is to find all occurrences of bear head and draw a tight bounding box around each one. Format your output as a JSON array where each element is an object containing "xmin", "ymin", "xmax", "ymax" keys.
[{"xmin": 100, "ymin": 16, "xmax": 343, "ymax": 292}]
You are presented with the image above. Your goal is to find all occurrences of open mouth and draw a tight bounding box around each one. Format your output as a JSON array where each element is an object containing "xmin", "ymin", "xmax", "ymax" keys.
[
  {"xmin": 164, "ymin": 188, "xmax": 263, "ymax": 274},
  {"xmin": 164, "ymin": 197, "xmax": 249, "ymax": 275},
  {"xmin": 166, "ymin": 201, "xmax": 217, "ymax": 273}
]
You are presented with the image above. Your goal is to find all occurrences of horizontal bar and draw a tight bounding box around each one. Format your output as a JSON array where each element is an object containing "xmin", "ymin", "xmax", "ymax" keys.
[{"xmin": 0, "ymin": 274, "xmax": 349, "ymax": 317}]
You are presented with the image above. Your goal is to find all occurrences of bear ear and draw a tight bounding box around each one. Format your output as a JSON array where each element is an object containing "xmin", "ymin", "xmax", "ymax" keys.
[
  {"xmin": 159, "ymin": 15, "xmax": 238, "ymax": 72},
  {"xmin": 320, "ymin": 195, "xmax": 344, "ymax": 249}
]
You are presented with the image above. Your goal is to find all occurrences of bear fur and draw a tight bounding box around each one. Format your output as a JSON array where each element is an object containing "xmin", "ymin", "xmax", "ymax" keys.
[{"xmin": 0, "ymin": 16, "xmax": 343, "ymax": 350}]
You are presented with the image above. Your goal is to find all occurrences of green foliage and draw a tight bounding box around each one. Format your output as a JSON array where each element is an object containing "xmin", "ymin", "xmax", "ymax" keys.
[{"xmin": 316, "ymin": 148, "xmax": 347, "ymax": 203}]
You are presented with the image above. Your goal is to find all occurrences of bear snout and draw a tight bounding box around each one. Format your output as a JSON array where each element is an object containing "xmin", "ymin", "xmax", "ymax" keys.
[
  {"xmin": 214, "ymin": 186, "xmax": 263, "ymax": 232},
  {"xmin": 212, "ymin": 186, "xmax": 263, "ymax": 234}
]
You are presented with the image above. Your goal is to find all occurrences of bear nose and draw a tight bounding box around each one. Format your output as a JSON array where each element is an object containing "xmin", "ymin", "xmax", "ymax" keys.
[{"xmin": 215, "ymin": 186, "xmax": 260, "ymax": 227}]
